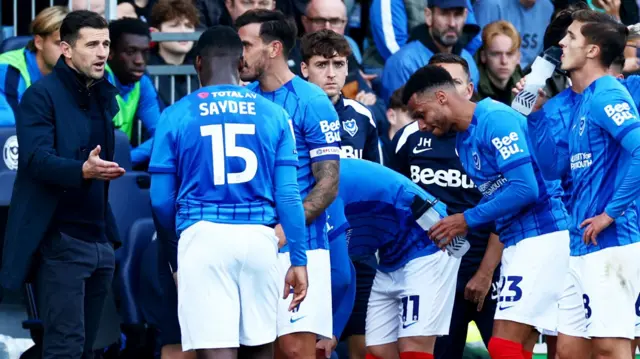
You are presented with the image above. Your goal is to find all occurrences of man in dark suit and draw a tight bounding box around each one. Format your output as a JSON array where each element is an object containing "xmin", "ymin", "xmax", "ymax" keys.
[{"xmin": 0, "ymin": 10, "xmax": 126, "ymax": 359}]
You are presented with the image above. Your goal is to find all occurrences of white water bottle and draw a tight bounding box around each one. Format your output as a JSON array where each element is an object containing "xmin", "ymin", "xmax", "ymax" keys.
[
  {"xmin": 411, "ymin": 196, "xmax": 470, "ymax": 258},
  {"xmin": 511, "ymin": 46, "xmax": 562, "ymax": 116}
]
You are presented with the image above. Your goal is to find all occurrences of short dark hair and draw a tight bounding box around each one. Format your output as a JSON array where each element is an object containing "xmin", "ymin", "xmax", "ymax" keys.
[
  {"xmin": 571, "ymin": 9, "xmax": 628, "ymax": 68},
  {"xmin": 300, "ymin": 29, "xmax": 352, "ymax": 63},
  {"xmin": 235, "ymin": 9, "xmax": 297, "ymax": 56},
  {"xmin": 109, "ymin": 18, "xmax": 151, "ymax": 49},
  {"xmin": 401, "ymin": 65, "xmax": 455, "ymax": 105},
  {"xmin": 428, "ymin": 53, "xmax": 471, "ymax": 82},
  {"xmin": 60, "ymin": 10, "xmax": 108, "ymax": 45},
  {"xmin": 611, "ymin": 54, "xmax": 625, "ymax": 71},
  {"xmin": 544, "ymin": 2, "xmax": 589, "ymax": 50},
  {"xmin": 388, "ymin": 86, "xmax": 407, "ymax": 111},
  {"xmin": 195, "ymin": 25, "xmax": 243, "ymax": 60}
]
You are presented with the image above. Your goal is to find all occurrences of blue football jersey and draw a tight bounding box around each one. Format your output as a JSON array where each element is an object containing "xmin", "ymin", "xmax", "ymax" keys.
[
  {"xmin": 528, "ymin": 88, "xmax": 580, "ymax": 208},
  {"xmin": 568, "ymin": 76, "xmax": 640, "ymax": 255},
  {"xmin": 457, "ymin": 98, "xmax": 568, "ymax": 248},
  {"xmin": 338, "ymin": 158, "xmax": 441, "ymax": 272},
  {"xmin": 247, "ymin": 77, "xmax": 341, "ymax": 250},
  {"xmin": 148, "ymin": 85, "xmax": 297, "ymax": 233}
]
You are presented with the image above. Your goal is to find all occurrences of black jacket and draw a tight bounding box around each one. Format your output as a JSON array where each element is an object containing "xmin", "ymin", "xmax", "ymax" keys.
[{"xmin": 0, "ymin": 58, "xmax": 122, "ymax": 291}]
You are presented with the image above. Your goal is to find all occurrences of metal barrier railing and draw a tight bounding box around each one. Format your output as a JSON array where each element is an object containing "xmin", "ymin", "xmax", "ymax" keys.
[{"xmin": 5, "ymin": 0, "xmax": 118, "ymax": 37}]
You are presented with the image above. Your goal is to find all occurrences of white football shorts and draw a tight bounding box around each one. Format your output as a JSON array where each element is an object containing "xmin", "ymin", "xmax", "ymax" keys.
[
  {"xmin": 494, "ymin": 230, "xmax": 570, "ymax": 333},
  {"xmin": 276, "ymin": 249, "xmax": 332, "ymax": 339},
  {"xmin": 558, "ymin": 242, "xmax": 640, "ymax": 339},
  {"xmin": 177, "ymin": 221, "xmax": 280, "ymax": 350},
  {"xmin": 365, "ymin": 251, "xmax": 461, "ymax": 346}
]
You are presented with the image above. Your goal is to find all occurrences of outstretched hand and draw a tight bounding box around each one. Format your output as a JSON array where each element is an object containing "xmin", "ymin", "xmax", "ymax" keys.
[{"xmin": 82, "ymin": 145, "xmax": 125, "ymax": 180}]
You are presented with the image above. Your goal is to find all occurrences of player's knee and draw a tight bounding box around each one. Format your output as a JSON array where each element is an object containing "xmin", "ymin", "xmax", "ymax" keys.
[
  {"xmin": 397, "ymin": 336, "xmax": 435, "ymax": 354},
  {"xmin": 366, "ymin": 345, "xmax": 391, "ymax": 359},
  {"xmin": 555, "ymin": 343, "xmax": 573, "ymax": 359},
  {"xmin": 591, "ymin": 339, "xmax": 628, "ymax": 359},
  {"xmin": 277, "ymin": 335, "xmax": 315, "ymax": 359}
]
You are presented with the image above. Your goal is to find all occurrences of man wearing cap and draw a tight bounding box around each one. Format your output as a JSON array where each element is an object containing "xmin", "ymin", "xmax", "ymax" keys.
[{"xmin": 380, "ymin": 0, "xmax": 479, "ymax": 103}]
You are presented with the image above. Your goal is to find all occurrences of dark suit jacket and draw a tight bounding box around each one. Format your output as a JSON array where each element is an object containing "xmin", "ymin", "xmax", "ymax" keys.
[{"xmin": 0, "ymin": 58, "xmax": 122, "ymax": 291}]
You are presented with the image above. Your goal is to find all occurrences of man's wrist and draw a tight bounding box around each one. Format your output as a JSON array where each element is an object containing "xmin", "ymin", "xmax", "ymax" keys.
[{"xmin": 474, "ymin": 265, "xmax": 494, "ymax": 279}]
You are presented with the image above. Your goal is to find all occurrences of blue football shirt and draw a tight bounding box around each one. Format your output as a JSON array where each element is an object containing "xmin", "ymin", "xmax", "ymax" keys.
[
  {"xmin": 247, "ymin": 76, "xmax": 341, "ymax": 250},
  {"xmin": 338, "ymin": 158, "xmax": 442, "ymax": 272},
  {"xmin": 457, "ymin": 98, "xmax": 568, "ymax": 248},
  {"xmin": 527, "ymin": 88, "xmax": 581, "ymax": 207},
  {"xmin": 567, "ymin": 76, "xmax": 640, "ymax": 255},
  {"xmin": 148, "ymin": 84, "xmax": 298, "ymax": 233}
]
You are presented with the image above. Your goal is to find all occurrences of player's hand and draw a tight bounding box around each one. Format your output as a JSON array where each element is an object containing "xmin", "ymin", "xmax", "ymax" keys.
[
  {"xmin": 82, "ymin": 145, "xmax": 126, "ymax": 180},
  {"xmin": 512, "ymin": 77, "xmax": 526, "ymax": 94},
  {"xmin": 428, "ymin": 213, "xmax": 468, "ymax": 249},
  {"xmin": 464, "ymin": 271, "xmax": 493, "ymax": 311},
  {"xmin": 284, "ymin": 266, "xmax": 308, "ymax": 311},
  {"xmin": 275, "ymin": 224, "xmax": 287, "ymax": 248},
  {"xmin": 580, "ymin": 212, "xmax": 614, "ymax": 246},
  {"xmin": 315, "ymin": 336, "xmax": 338, "ymax": 358}
]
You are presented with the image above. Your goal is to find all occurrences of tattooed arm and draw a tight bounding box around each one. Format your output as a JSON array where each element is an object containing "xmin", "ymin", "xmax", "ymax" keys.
[{"xmin": 303, "ymin": 159, "xmax": 340, "ymax": 225}]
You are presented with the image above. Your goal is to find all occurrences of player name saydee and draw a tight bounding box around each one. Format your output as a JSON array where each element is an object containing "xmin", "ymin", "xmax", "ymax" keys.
[{"xmin": 199, "ymin": 99, "xmax": 257, "ymax": 116}]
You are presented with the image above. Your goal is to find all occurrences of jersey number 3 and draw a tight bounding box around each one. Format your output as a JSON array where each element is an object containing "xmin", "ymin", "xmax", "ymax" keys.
[{"xmin": 200, "ymin": 123, "xmax": 258, "ymax": 185}]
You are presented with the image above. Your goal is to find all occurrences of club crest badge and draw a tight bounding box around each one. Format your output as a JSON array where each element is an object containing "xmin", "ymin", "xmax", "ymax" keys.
[{"xmin": 343, "ymin": 119, "xmax": 358, "ymax": 137}]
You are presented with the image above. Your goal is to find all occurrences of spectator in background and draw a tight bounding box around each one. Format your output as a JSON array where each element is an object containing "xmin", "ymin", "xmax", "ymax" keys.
[
  {"xmin": 476, "ymin": 20, "xmax": 523, "ymax": 105},
  {"xmin": 117, "ymin": 0, "xmax": 159, "ymax": 22},
  {"xmin": 369, "ymin": 0, "xmax": 482, "ymax": 65},
  {"xmin": 117, "ymin": 2, "xmax": 139, "ymax": 19},
  {"xmin": 195, "ymin": 0, "xmax": 277, "ymax": 28},
  {"xmin": 72, "ymin": 0, "xmax": 107, "ymax": 16},
  {"xmin": 0, "ymin": 6, "xmax": 68, "ymax": 126},
  {"xmin": 226, "ymin": 0, "xmax": 277, "ymax": 23},
  {"xmin": 148, "ymin": 0, "xmax": 200, "ymax": 109},
  {"xmin": 381, "ymin": 0, "xmax": 479, "ymax": 103},
  {"xmin": 474, "ymin": 0, "xmax": 554, "ymax": 69},
  {"xmin": 106, "ymin": 18, "xmax": 161, "ymax": 168},
  {"xmin": 301, "ymin": 0, "xmax": 362, "ymax": 64}
]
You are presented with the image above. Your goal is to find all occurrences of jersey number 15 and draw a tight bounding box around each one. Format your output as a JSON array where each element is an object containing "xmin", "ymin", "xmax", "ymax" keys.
[{"xmin": 200, "ymin": 123, "xmax": 258, "ymax": 185}]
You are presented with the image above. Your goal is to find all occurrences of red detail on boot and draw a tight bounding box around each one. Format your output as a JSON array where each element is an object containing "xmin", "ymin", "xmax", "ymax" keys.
[
  {"xmin": 399, "ymin": 352, "xmax": 434, "ymax": 359},
  {"xmin": 487, "ymin": 337, "xmax": 525, "ymax": 359}
]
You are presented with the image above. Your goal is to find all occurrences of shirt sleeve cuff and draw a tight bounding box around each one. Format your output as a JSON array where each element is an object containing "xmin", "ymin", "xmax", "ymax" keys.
[{"xmin": 463, "ymin": 209, "xmax": 482, "ymax": 230}]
